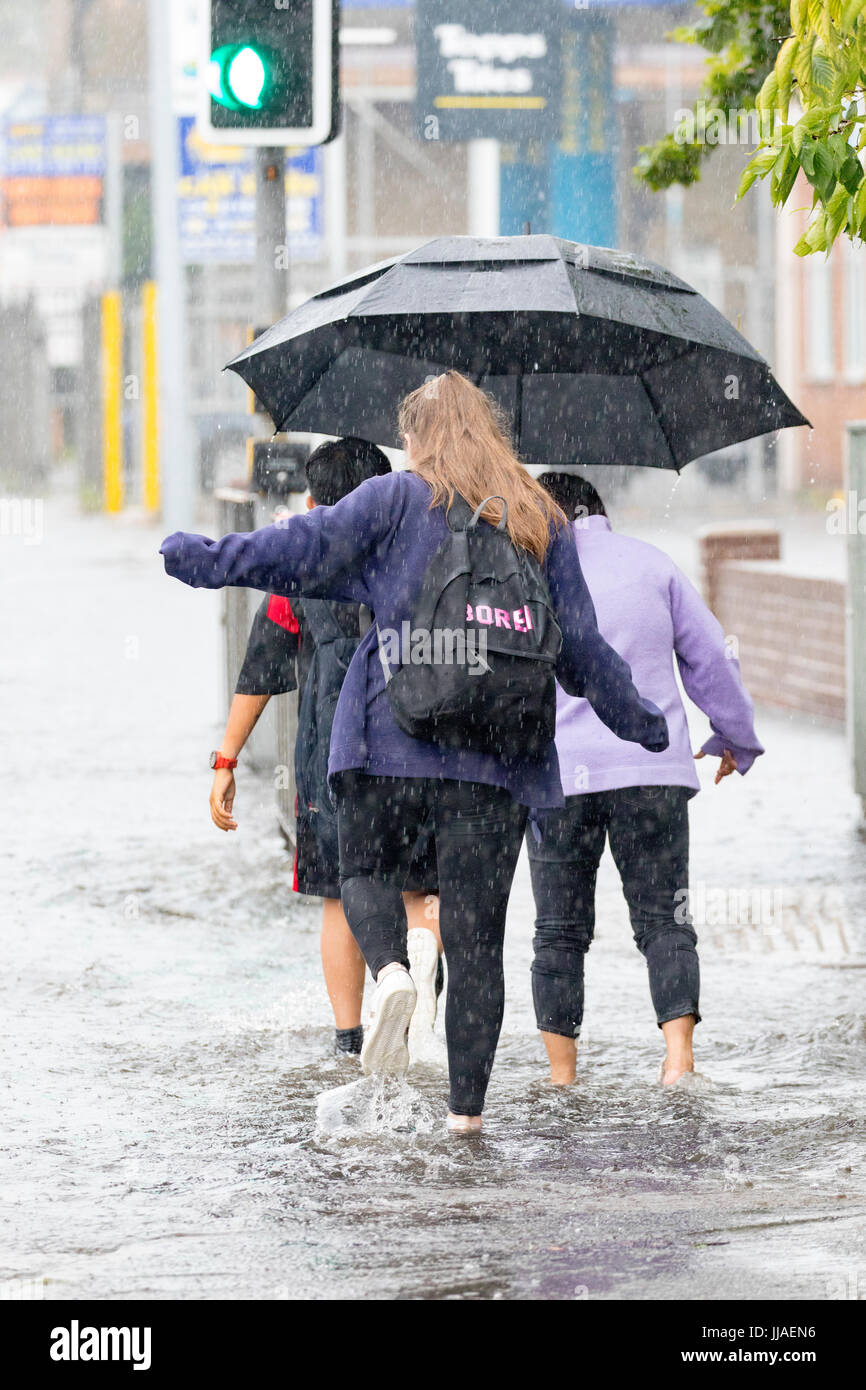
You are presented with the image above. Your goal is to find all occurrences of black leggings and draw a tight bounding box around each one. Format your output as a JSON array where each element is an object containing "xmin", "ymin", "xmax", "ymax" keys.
[
  {"xmin": 336, "ymin": 773, "xmax": 527, "ymax": 1115},
  {"xmin": 527, "ymin": 786, "xmax": 700, "ymax": 1038}
]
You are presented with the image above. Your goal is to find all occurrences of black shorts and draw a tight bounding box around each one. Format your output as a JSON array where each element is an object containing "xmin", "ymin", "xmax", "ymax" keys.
[{"xmin": 294, "ymin": 815, "xmax": 439, "ymax": 900}]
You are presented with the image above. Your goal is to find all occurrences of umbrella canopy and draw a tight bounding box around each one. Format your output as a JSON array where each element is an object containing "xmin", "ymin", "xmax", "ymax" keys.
[{"xmin": 225, "ymin": 235, "xmax": 808, "ymax": 470}]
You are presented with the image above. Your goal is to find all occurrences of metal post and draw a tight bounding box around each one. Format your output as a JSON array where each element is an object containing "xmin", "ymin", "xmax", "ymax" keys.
[
  {"xmin": 105, "ymin": 112, "xmax": 123, "ymax": 288},
  {"xmin": 846, "ymin": 424, "xmax": 866, "ymax": 817},
  {"xmin": 255, "ymin": 147, "xmax": 288, "ymax": 327},
  {"xmin": 252, "ymin": 145, "xmax": 296, "ymax": 847},
  {"xmin": 324, "ymin": 131, "xmax": 348, "ymax": 281},
  {"xmin": 101, "ymin": 290, "xmax": 124, "ymax": 513},
  {"xmin": 357, "ymin": 102, "xmax": 376, "ymax": 248},
  {"xmin": 142, "ymin": 281, "xmax": 160, "ymax": 512},
  {"xmin": 664, "ymin": 47, "xmax": 684, "ymax": 274},
  {"xmin": 468, "ymin": 140, "xmax": 500, "ymax": 237},
  {"xmin": 147, "ymin": 0, "xmax": 196, "ymax": 533},
  {"xmin": 104, "ymin": 116, "xmax": 126, "ymax": 501}
]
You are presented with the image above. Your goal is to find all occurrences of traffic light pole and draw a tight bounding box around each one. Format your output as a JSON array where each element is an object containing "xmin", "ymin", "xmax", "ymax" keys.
[
  {"xmin": 251, "ymin": 147, "xmax": 295, "ymax": 850},
  {"xmin": 254, "ymin": 147, "xmax": 287, "ymax": 331}
]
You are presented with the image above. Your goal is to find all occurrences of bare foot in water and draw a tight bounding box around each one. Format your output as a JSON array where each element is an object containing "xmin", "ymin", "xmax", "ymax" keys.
[
  {"xmin": 541, "ymin": 1032, "xmax": 577, "ymax": 1085},
  {"xmin": 447, "ymin": 1113, "xmax": 483, "ymax": 1133},
  {"xmin": 660, "ymin": 1015, "xmax": 696, "ymax": 1086},
  {"xmin": 660, "ymin": 1059, "xmax": 695, "ymax": 1085}
]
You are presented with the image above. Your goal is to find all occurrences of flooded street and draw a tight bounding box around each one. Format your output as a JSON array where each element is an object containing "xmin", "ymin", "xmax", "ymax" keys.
[{"xmin": 4, "ymin": 494, "xmax": 866, "ymax": 1302}]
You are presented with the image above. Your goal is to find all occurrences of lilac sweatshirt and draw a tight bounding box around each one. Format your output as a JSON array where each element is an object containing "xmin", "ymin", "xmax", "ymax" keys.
[
  {"xmin": 160, "ymin": 472, "xmax": 669, "ymax": 808},
  {"xmin": 554, "ymin": 516, "xmax": 763, "ymax": 797}
]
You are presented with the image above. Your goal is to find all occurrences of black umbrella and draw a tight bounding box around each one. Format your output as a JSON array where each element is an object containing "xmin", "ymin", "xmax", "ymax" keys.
[{"xmin": 225, "ymin": 235, "xmax": 807, "ymax": 470}]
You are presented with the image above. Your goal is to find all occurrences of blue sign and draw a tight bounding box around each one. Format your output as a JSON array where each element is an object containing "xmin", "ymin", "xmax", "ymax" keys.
[
  {"xmin": 499, "ymin": 13, "xmax": 617, "ymax": 247},
  {"xmin": 0, "ymin": 116, "xmax": 106, "ymax": 177},
  {"xmin": 552, "ymin": 12, "xmax": 617, "ymax": 245},
  {"xmin": 417, "ymin": 0, "xmax": 563, "ymax": 142},
  {"xmin": 177, "ymin": 117, "xmax": 323, "ymax": 265}
]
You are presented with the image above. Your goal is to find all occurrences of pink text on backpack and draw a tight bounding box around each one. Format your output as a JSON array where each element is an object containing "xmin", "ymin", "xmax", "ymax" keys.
[{"xmin": 466, "ymin": 603, "xmax": 534, "ymax": 632}]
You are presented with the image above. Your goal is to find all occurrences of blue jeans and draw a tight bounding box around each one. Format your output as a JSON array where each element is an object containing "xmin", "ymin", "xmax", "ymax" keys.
[{"xmin": 526, "ymin": 787, "xmax": 700, "ymax": 1038}]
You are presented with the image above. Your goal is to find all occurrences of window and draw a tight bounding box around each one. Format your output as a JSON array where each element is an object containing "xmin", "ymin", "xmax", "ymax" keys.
[
  {"xmin": 844, "ymin": 239, "xmax": 866, "ymax": 382},
  {"xmin": 805, "ymin": 249, "xmax": 835, "ymax": 382}
]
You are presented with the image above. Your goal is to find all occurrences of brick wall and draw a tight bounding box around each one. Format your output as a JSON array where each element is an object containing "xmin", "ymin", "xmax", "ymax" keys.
[
  {"xmin": 699, "ymin": 526, "xmax": 846, "ymax": 723},
  {"xmin": 698, "ymin": 523, "xmax": 781, "ymax": 613}
]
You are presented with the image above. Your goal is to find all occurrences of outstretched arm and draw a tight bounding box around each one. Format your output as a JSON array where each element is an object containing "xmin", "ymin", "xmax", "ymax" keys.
[
  {"xmin": 546, "ymin": 526, "xmax": 669, "ymax": 751},
  {"xmin": 160, "ymin": 474, "xmax": 392, "ymax": 606},
  {"xmin": 670, "ymin": 566, "xmax": 764, "ymax": 775}
]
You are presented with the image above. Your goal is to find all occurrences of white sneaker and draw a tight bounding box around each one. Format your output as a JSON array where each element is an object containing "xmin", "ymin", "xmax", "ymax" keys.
[
  {"xmin": 360, "ymin": 966, "xmax": 416, "ymax": 1076},
  {"xmin": 407, "ymin": 928, "xmax": 440, "ymax": 1049}
]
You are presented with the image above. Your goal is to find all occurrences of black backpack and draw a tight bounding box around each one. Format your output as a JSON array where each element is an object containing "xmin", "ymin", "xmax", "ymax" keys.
[
  {"xmin": 294, "ymin": 600, "xmax": 365, "ymax": 860},
  {"xmin": 378, "ymin": 494, "xmax": 562, "ymax": 759}
]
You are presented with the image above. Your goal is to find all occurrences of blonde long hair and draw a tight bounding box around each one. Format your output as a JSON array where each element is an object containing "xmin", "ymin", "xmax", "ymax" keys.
[{"xmin": 398, "ymin": 371, "xmax": 565, "ymax": 562}]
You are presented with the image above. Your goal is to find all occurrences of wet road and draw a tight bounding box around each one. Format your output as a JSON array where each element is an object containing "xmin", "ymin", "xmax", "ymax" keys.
[{"xmin": 3, "ymin": 496, "xmax": 866, "ymax": 1301}]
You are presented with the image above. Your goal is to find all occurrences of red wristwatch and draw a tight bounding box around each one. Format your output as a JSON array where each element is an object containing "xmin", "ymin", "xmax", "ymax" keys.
[{"xmin": 210, "ymin": 752, "xmax": 238, "ymax": 770}]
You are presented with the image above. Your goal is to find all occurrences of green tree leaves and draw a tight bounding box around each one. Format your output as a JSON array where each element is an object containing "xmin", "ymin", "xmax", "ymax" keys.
[
  {"xmin": 635, "ymin": 0, "xmax": 866, "ymax": 255},
  {"xmin": 634, "ymin": 0, "xmax": 790, "ymax": 193},
  {"xmin": 739, "ymin": 0, "xmax": 866, "ymax": 252}
]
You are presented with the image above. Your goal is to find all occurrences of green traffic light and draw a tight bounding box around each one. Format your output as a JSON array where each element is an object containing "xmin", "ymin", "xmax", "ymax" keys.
[
  {"xmin": 209, "ymin": 44, "xmax": 270, "ymax": 111},
  {"xmin": 204, "ymin": 0, "xmax": 338, "ymax": 142},
  {"xmin": 227, "ymin": 47, "xmax": 266, "ymax": 108}
]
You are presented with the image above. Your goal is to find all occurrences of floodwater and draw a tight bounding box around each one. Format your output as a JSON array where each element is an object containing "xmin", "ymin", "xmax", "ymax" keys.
[{"xmin": 3, "ymin": 495, "xmax": 866, "ymax": 1301}]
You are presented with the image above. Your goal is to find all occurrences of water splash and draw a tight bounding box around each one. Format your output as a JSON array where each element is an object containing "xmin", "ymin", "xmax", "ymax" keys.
[
  {"xmin": 315, "ymin": 1075, "xmax": 439, "ymax": 1138},
  {"xmin": 663, "ymin": 1069, "xmax": 715, "ymax": 1092}
]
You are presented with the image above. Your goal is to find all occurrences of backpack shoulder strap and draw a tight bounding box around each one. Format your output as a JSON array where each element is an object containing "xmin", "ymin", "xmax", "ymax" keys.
[
  {"xmin": 469, "ymin": 495, "xmax": 509, "ymax": 532},
  {"xmin": 446, "ymin": 493, "xmax": 509, "ymax": 533},
  {"xmin": 445, "ymin": 493, "xmax": 472, "ymax": 532}
]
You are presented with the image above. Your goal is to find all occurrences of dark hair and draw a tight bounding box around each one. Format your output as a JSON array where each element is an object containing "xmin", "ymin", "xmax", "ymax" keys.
[
  {"xmin": 537, "ymin": 471, "xmax": 607, "ymax": 522},
  {"xmin": 305, "ymin": 436, "xmax": 391, "ymax": 506}
]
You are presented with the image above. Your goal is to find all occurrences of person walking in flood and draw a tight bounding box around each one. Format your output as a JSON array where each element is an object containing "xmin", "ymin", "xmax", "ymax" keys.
[
  {"xmin": 528, "ymin": 473, "xmax": 764, "ymax": 1088},
  {"xmin": 160, "ymin": 373, "xmax": 669, "ymax": 1132},
  {"xmin": 207, "ymin": 438, "xmax": 443, "ymax": 1060}
]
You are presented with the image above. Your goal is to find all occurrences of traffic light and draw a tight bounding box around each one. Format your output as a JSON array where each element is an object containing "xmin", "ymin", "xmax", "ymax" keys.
[{"xmin": 201, "ymin": 1, "xmax": 339, "ymax": 146}]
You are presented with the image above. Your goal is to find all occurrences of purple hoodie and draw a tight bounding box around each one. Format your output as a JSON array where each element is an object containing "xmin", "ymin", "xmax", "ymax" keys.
[{"xmin": 554, "ymin": 516, "xmax": 763, "ymax": 797}]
